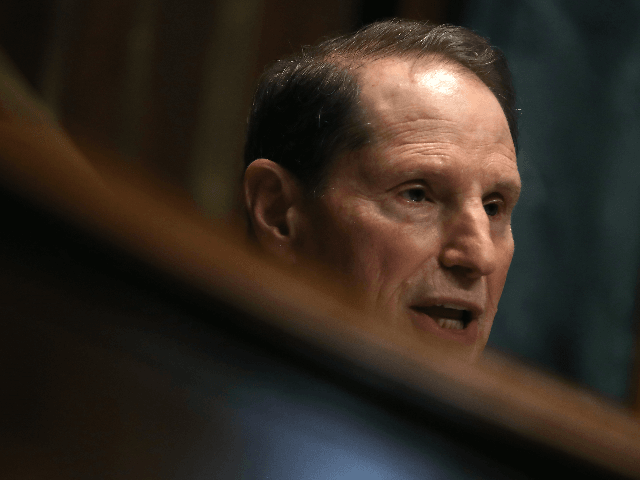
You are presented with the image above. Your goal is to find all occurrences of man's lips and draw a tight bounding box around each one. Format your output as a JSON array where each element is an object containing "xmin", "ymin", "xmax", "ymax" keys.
[
  {"xmin": 409, "ymin": 301, "xmax": 482, "ymax": 346},
  {"xmin": 413, "ymin": 305, "xmax": 471, "ymax": 328}
]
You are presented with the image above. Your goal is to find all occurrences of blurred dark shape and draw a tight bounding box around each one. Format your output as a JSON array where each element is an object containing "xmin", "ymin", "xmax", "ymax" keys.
[
  {"xmin": 1, "ymin": 171, "xmax": 637, "ymax": 479},
  {"xmin": 0, "ymin": 0, "xmax": 56, "ymax": 88},
  {"xmin": 356, "ymin": 0, "xmax": 400, "ymax": 26},
  {"xmin": 1, "ymin": 58, "xmax": 640, "ymax": 478}
]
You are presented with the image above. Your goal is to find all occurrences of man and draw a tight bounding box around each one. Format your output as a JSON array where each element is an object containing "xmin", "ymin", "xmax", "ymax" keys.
[{"xmin": 242, "ymin": 19, "xmax": 521, "ymax": 361}]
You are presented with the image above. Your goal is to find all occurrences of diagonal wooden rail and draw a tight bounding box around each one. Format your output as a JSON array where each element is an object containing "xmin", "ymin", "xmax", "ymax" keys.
[{"xmin": 1, "ymin": 53, "xmax": 640, "ymax": 479}]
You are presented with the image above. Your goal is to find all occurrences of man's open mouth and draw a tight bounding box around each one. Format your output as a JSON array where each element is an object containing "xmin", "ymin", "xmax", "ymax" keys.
[{"xmin": 411, "ymin": 304, "xmax": 473, "ymax": 330}]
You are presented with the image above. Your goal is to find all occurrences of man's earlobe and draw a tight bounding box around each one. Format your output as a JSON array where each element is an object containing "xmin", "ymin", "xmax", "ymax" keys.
[{"xmin": 243, "ymin": 159, "xmax": 304, "ymax": 261}]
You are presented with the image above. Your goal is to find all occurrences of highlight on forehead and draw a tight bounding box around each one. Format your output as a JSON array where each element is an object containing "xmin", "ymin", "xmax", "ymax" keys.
[
  {"xmin": 326, "ymin": 49, "xmax": 514, "ymax": 151},
  {"xmin": 243, "ymin": 19, "xmax": 518, "ymax": 202},
  {"xmin": 310, "ymin": 21, "xmax": 518, "ymax": 151},
  {"xmin": 326, "ymin": 54, "xmax": 484, "ymax": 139}
]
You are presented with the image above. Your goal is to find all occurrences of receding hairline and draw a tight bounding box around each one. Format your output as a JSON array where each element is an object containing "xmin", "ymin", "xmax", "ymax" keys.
[
  {"xmin": 243, "ymin": 19, "xmax": 518, "ymax": 198},
  {"xmin": 323, "ymin": 52, "xmax": 509, "ymax": 145}
]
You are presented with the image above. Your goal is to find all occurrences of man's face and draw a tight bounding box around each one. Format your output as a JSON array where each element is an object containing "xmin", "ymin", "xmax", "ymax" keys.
[{"xmin": 297, "ymin": 58, "xmax": 520, "ymax": 359}]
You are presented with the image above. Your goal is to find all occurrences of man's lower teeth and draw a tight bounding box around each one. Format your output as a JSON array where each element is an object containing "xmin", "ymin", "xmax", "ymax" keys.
[{"xmin": 436, "ymin": 318, "xmax": 464, "ymax": 330}]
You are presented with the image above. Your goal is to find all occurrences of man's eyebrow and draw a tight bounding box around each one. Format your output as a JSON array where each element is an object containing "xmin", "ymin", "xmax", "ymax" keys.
[{"xmin": 492, "ymin": 179, "xmax": 521, "ymax": 198}]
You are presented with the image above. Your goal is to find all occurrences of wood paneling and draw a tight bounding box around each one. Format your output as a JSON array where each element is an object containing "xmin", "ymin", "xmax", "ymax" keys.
[
  {"xmin": 58, "ymin": 0, "xmax": 137, "ymax": 150},
  {"xmin": 253, "ymin": 0, "xmax": 358, "ymax": 79}
]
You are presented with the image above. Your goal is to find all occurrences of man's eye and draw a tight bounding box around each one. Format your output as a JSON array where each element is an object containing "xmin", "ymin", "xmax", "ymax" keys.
[
  {"xmin": 400, "ymin": 188, "xmax": 428, "ymax": 203},
  {"xmin": 484, "ymin": 202, "xmax": 500, "ymax": 217}
]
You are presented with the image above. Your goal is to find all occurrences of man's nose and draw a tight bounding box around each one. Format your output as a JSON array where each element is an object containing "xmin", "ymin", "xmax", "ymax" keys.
[{"xmin": 438, "ymin": 204, "xmax": 497, "ymax": 278}]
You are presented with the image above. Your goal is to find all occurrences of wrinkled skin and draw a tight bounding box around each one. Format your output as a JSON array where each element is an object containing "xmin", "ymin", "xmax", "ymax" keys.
[{"xmin": 294, "ymin": 58, "xmax": 521, "ymax": 360}]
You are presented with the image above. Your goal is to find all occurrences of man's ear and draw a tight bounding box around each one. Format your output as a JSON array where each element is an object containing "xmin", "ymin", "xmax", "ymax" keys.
[{"xmin": 243, "ymin": 158, "xmax": 305, "ymax": 262}]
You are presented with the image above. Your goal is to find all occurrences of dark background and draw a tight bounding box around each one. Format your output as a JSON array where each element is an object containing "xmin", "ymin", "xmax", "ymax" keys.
[{"xmin": 2, "ymin": 0, "xmax": 639, "ymax": 404}]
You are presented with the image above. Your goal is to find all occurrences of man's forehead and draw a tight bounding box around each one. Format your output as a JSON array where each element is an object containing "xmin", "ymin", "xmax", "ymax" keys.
[
  {"xmin": 354, "ymin": 57, "xmax": 515, "ymax": 157},
  {"xmin": 356, "ymin": 56, "xmax": 472, "ymax": 100}
]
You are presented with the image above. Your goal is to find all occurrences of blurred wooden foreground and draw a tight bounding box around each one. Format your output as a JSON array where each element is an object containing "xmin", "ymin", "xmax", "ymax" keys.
[{"xmin": 1, "ymin": 50, "xmax": 640, "ymax": 478}]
